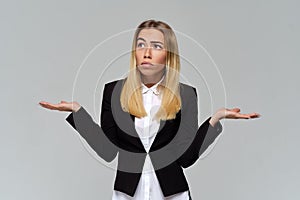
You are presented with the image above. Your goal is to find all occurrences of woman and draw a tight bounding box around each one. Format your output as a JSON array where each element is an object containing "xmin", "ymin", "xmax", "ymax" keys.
[{"xmin": 39, "ymin": 20, "xmax": 260, "ymax": 200}]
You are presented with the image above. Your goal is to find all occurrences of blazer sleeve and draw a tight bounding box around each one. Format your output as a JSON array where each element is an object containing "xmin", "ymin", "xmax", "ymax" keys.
[
  {"xmin": 65, "ymin": 83, "xmax": 119, "ymax": 162},
  {"xmin": 176, "ymin": 87, "xmax": 223, "ymax": 168}
]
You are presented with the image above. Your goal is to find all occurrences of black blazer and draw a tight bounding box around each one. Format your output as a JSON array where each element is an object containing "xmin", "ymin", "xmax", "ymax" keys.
[{"xmin": 66, "ymin": 79, "xmax": 223, "ymax": 197}]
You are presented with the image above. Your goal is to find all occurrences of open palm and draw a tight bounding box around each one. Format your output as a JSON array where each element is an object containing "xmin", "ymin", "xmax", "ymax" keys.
[
  {"xmin": 217, "ymin": 107, "xmax": 260, "ymax": 120},
  {"xmin": 39, "ymin": 101, "xmax": 81, "ymax": 112}
]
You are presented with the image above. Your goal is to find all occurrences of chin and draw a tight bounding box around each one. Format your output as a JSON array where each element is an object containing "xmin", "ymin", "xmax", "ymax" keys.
[
  {"xmin": 138, "ymin": 70, "xmax": 156, "ymax": 78},
  {"xmin": 136, "ymin": 68, "xmax": 150, "ymax": 74}
]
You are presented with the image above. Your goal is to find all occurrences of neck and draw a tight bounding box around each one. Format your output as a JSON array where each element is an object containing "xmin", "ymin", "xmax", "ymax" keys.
[
  {"xmin": 144, "ymin": 83, "xmax": 156, "ymax": 88},
  {"xmin": 141, "ymin": 74, "xmax": 164, "ymax": 86}
]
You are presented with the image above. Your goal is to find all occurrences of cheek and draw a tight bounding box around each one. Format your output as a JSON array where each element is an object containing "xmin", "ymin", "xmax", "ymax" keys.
[
  {"xmin": 154, "ymin": 52, "xmax": 166, "ymax": 64},
  {"xmin": 135, "ymin": 51, "xmax": 142, "ymax": 63},
  {"xmin": 159, "ymin": 54, "xmax": 166, "ymax": 64}
]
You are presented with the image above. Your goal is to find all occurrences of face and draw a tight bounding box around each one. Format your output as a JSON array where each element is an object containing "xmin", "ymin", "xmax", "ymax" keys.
[{"xmin": 135, "ymin": 28, "xmax": 166, "ymax": 84}]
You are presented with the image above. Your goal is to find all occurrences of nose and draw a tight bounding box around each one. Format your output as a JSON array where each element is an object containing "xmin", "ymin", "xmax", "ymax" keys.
[{"xmin": 143, "ymin": 47, "xmax": 152, "ymax": 59}]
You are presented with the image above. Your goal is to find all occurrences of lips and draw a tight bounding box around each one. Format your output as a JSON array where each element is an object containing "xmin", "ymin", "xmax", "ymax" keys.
[{"xmin": 141, "ymin": 62, "xmax": 153, "ymax": 66}]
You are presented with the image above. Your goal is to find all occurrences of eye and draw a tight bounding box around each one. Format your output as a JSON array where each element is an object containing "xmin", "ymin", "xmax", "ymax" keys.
[
  {"xmin": 153, "ymin": 44, "xmax": 163, "ymax": 50},
  {"xmin": 136, "ymin": 42, "xmax": 145, "ymax": 48}
]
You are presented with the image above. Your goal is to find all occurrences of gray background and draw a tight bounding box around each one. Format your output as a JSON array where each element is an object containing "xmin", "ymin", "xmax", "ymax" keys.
[{"xmin": 1, "ymin": 0, "xmax": 299, "ymax": 199}]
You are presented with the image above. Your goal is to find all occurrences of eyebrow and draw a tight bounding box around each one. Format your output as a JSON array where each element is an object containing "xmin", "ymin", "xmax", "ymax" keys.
[{"xmin": 137, "ymin": 37, "xmax": 164, "ymax": 45}]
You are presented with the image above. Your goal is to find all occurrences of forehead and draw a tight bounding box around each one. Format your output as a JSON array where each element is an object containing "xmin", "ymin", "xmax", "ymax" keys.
[{"xmin": 137, "ymin": 28, "xmax": 164, "ymax": 42}]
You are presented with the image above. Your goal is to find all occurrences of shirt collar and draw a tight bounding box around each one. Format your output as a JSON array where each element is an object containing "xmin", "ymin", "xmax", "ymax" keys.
[{"xmin": 141, "ymin": 76, "xmax": 165, "ymax": 95}]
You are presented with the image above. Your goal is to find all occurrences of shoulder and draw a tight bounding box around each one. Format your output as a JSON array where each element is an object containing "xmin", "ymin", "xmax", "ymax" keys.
[
  {"xmin": 102, "ymin": 79, "xmax": 126, "ymax": 100},
  {"xmin": 104, "ymin": 78, "xmax": 126, "ymax": 91},
  {"xmin": 179, "ymin": 82, "xmax": 197, "ymax": 97}
]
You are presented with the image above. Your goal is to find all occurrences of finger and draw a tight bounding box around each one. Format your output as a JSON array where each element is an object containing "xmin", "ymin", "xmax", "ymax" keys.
[
  {"xmin": 241, "ymin": 112, "xmax": 260, "ymax": 119},
  {"xmin": 39, "ymin": 101, "xmax": 50, "ymax": 107},
  {"xmin": 39, "ymin": 101, "xmax": 50, "ymax": 105},
  {"xmin": 233, "ymin": 113, "xmax": 251, "ymax": 119},
  {"xmin": 39, "ymin": 102, "xmax": 59, "ymax": 110},
  {"xmin": 231, "ymin": 108, "xmax": 240, "ymax": 112},
  {"xmin": 40, "ymin": 101, "xmax": 57, "ymax": 106},
  {"xmin": 61, "ymin": 100, "xmax": 68, "ymax": 103},
  {"xmin": 42, "ymin": 104, "xmax": 57, "ymax": 110},
  {"xmin": 226, "ymin": 108, "xmax": 240, "ymax": 113},
  {"xmin": 249, "ymin": 112, "xmax": 261, "ymax": 118}
]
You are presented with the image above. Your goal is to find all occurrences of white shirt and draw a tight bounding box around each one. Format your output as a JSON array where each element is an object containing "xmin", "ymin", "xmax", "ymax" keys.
[{"xmin": 112, "ymin": 77, "xmax": 189, "ymax": 200}]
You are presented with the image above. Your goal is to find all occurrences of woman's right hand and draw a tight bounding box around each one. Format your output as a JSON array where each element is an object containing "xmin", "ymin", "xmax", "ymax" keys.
[{"xmin": 39, "ymin": 100, "xmax": 81, "ymax": 112}]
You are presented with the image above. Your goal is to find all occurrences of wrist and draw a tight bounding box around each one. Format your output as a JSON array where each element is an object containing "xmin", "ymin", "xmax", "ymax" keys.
[
  {"xmin": 209, "ymin": 115, "xmax": 220, "ymax": 127},
  {"xmin": 72, "ymin": 103, "xmax": 81, "ymax": 112}
]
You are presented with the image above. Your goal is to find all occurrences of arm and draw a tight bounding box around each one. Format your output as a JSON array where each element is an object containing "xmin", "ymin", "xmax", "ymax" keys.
[
  {"xmin": 176, "ymin": 86, "xmax": 223, "ymax": 168},
  {"xmin": 65, "ymin": 83, "xmax": 119, "ymax": 162}
]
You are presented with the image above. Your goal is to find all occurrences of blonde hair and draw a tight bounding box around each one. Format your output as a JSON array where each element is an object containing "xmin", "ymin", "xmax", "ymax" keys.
[{"xmin": 120, "ymin": 20, "xmax": 181, "ymax": 120}]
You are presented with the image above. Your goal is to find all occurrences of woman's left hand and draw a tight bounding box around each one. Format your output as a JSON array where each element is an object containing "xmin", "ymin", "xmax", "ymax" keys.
[{"xmin": 209, "ymin": 107, "xmax": 260, "ymax": 127}]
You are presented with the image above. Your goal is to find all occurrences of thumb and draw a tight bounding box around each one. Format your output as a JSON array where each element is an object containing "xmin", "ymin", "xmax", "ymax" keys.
[
  {"xmin": 230, "ymin": 107, "xmax": 240, "ymax": 112},
  {"xmin": 60, "ymin": 100, "xmax": 68, "ymax": 103}
]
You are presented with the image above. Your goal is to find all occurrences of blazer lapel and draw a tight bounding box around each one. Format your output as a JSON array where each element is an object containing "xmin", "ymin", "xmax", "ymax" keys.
[
  {"xmin": 130, "ymin": 113, "xmax": 168, "ymax": 152},
  {"xmin": 129, "ymin": 114, "xmax": 165, "ymax": 152},
  {"xmin": 149, "ymin": 111, "xmax": 181, "ymax": 152},
  {"xmin": 110, "ymin": 80, "xmax": 146, "ymax": 151},
  {"xmin": 110, "ymin": 80, "xmax": 177, "ymax": 153}
]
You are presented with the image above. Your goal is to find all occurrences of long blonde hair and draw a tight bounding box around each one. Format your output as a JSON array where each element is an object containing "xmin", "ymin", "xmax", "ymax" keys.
[{"xmin": 120, "ymin": 20, "xmax": 181, "ymax": 120}]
